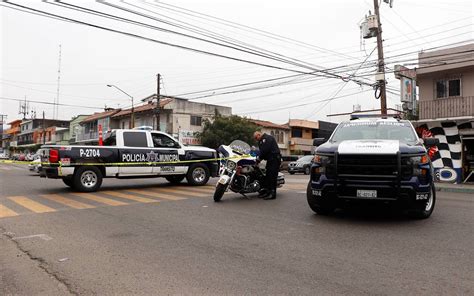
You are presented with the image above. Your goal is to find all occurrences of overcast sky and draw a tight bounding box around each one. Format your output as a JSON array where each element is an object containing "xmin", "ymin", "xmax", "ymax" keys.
[{"xmin": 1, "ymin": 0, "xmax": 473, "ymax": 126}]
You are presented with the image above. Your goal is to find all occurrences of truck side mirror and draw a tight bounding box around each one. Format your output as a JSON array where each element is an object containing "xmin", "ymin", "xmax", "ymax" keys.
[
  {"xmin": 423, "ymin": 138, "xmax": 439, "ymax": 147},
  {"xmin": 313, "ymin": 138, "xmax": 326, "ymax": 146}
]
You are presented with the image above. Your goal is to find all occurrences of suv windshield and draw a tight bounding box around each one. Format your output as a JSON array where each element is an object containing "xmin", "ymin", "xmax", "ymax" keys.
[{"xmin": 331, "ymin": 121, "xmax": 418, "ymax": 144}]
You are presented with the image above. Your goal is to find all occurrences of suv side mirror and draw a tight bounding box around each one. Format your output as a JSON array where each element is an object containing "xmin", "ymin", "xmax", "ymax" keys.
[
  {"xmin": 424, "ymin": 138, "xmax": 439, "ymax": 147},
  {"xmin": 313, "ymin": 138, "xmax": 326, "ymax": 146}
]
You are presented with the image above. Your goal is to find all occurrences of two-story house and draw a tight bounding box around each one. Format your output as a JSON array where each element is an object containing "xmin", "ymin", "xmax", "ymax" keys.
[
  {"xmin": 286, "ymin": 119, "xmax": 337, "ymax": 155},
  {"xmin": 249, "ymin": 119, "xmax": 290, "ymax": 155},
  {"xmin": 414, "ymin": 43, "xmax": 474, "ymax": 183}
]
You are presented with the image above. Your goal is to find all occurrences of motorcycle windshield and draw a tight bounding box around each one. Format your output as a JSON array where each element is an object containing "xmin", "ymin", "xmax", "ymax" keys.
[{"xmin": 229, "ymin": 140, "xmax": 251, "ymax": 155}]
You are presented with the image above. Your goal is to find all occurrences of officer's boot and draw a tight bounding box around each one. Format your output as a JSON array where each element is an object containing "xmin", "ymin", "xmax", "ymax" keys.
[
  {"xmin": 258, "ymin": 188, "xmax": 269, "ymax": 198},
  {"xmin": 264, "ymin": 189, "xmax": 276, "ymax": 200}
]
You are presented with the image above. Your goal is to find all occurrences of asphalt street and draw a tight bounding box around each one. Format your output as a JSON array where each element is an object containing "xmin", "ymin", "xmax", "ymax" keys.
[{"xmin": 0, "ymin": 163, "xmax": 473, "ymax": 295}]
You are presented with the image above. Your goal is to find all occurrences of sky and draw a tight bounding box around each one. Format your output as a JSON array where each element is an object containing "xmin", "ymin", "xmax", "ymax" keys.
[{"xmin": 1, "ymin": 0, "xmax": 473, "ymax": 127}]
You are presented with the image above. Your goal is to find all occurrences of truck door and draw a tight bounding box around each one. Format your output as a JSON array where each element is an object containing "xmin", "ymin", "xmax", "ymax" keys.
[
  {"xmin": 150, "ymin": 133, "xmax": 185, "ymax": 175},
  {"xmin": 119, "ymin": 131, "xmax": 153, "ymax": 175}
]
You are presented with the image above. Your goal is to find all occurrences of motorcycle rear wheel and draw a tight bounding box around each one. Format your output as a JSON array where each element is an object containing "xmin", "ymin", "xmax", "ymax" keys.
[{"xmin": 214, "ymin": 183, "xmax": 227, "ymax": 202}]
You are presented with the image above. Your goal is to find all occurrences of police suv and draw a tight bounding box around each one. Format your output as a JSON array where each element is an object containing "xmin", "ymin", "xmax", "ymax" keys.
[
  {"xmin": 307, "ymin": 117, "xmax": 438, "ymax": 219},
  {"xmin": 40, "ymin": 129, "xmax": 218, "ymax": 192}
]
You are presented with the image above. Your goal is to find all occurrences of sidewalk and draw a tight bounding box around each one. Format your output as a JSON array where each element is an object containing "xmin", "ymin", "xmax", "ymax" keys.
[{"xmin": 436, "ymin": 182, "xmax": 474, "ymax": 194}]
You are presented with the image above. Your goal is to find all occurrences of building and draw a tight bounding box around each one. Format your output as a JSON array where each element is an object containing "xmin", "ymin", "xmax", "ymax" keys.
[
  {"xmin": 75, "ymin": 95, "xmax": 232, "ymax": 145},
  {"xmin": 17, "ymin": 119, "xmax": 69, "ymax": 151},
  {"xmin": 69, "ymin": 115, "xmax": 89, "ymax": 144},
  {"xmin": 286, "ymin": 119, "xmax": 338, "ymax": 155},
  {"xmin": 414, "ymin": 43, "xmax": 474, "ymax": 183},
  {"xmin": 249, "ymin": 119, "xmax": 290, "ymax": 155},
  {"xmin": 3, "ymin": 119, "xmax": 22, "ymax": 154}
]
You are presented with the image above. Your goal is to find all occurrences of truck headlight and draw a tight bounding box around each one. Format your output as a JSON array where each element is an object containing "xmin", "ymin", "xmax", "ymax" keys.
[
  {"xmin": 410, "ymin": 155, "xmax": 429, "ymax": 176},
  {"xmin": 313, "ymin": 154, "xmax": 331, "ymax": 173}
]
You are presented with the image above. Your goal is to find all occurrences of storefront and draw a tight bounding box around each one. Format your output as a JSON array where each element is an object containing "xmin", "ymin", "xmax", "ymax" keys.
[{"xmin": 413, "ymin": 118, "xmax": 474, "ymax": 183}]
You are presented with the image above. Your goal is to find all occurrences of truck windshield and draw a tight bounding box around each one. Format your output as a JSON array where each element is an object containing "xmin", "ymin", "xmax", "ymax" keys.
[{"xmin": 331, "ymin": 121, "xmax": 418, "ymax": 144}]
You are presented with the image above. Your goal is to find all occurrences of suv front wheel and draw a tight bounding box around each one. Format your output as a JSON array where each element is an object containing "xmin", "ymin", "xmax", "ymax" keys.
[
  {"xmin": 306, "ymin": 182, "xmax": 336, "ymax": 215},
  {"xmin": 407, "ymin": 185, "xmax": 436, "ymax": 219}
]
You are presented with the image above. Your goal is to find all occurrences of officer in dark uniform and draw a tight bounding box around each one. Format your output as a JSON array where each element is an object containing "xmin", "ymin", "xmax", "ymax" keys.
[{"xmin": 254, "ymin": 131, "xmax": 281, "ymax": 200}]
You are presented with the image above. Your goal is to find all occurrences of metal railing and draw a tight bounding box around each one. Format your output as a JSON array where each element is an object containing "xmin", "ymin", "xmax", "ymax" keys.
[{"xmin": 419, "ymin": 96, "xmax": 474, "ymax": 119}]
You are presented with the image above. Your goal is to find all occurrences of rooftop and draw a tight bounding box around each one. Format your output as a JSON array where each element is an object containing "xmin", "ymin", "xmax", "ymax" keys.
[
  {"xmin": 112, "ymin": 99, "xmax": 172, "ymax": 118},
  {"xmin": 82, "ymin": 109, "xmax": 121, "ymax": 123},
  {"xmin": 249, "ymin": 119, "xmax": 289, "ymax": 130}
]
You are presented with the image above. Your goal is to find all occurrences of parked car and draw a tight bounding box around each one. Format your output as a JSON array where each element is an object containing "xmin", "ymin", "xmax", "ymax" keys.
[
  {"xmin": 288, "ymin": 155, "xmax": 314, "ymax": 175},
  {"xmin": 280, "ymin": 155, "xmax": 300, "ymax": 171},
  {"xmin": 28, "ymin": 158, "xmax": 42, "ymax": 174},
  {"xmin": 0, "ymin": 153, "xmax": 8, "ymax": 159}
]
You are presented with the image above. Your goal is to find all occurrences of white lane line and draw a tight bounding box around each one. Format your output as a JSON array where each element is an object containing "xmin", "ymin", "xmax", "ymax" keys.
[{"xmin": 13, "ymin": 234, "xmax": 53, "ymax": 241}]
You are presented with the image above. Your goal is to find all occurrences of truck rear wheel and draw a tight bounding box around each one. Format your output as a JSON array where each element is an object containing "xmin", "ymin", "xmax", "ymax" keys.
[
  {"xmin": 307, "ymin": 182, "xmax": 335, "ymax": 215},
  {"xmin": 186, "ymin": 164, "xmax": 210, "ymax": 186},
  {"xmin": 73, "ymin": 166, "xmax": 103, "ymax": 192}
]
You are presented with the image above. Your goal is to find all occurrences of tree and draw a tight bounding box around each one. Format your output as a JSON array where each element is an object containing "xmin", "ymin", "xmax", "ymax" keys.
[{"xmin": 198, "ymin": 115, "xmax": 258, "ymax": 149}]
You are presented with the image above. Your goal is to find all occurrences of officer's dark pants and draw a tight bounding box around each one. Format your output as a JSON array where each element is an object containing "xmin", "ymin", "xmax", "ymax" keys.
[{"xmin": 265, "ymin": 156, "xmax": 281, "ymax": 193}]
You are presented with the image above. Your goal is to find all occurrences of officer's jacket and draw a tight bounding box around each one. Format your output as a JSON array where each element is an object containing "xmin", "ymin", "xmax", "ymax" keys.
[{"xmin": 258, "ymin": 133, "xmax": 281, "ymax": 160}]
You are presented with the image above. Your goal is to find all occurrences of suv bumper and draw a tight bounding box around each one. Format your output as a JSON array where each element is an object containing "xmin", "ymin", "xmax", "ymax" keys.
[{"xmin": 310, "ymin": 175, "xmax": 432, "ymax": 203}]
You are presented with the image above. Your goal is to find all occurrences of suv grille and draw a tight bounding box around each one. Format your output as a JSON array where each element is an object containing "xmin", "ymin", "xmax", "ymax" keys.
[{"xmin": 337, "ymin": 154, "xmax": 399, "ymax": 179}]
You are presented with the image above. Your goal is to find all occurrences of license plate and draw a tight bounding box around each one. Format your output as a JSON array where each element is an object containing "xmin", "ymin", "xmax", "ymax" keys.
[{"xmin": 357, "ymin": 190, "xmax": 377, "ymax": 198}]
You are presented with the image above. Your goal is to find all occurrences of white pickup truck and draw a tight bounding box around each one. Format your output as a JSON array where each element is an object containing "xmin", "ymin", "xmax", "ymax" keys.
[{"xmin": 40, "ymin": 129, "xmax": 218, "ymax": 192}]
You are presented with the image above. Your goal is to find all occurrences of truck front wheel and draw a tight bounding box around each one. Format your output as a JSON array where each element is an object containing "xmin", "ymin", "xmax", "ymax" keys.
[
  {"xmin": 73, "ymin": 166, "xmax": 103, "ymax": 192},
  {"xmin": 407, "ymin": 185, "xmax": 436, "ymax": 219},
  {"xmin": 186, "ymin": 164, "xmax": 210, "ymax": 186},
  {"xmin": 306, "ymin": 182, "xmax": 336, "ymax": 215}
]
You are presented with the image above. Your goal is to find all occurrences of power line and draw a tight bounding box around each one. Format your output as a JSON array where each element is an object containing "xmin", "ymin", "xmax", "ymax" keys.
[{"xmin": 0, "ymin": 96, "xmax": 103, "ymax": 109}]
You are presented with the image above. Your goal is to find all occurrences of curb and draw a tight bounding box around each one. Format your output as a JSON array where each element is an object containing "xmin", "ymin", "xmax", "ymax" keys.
[{"xmin": 436, "ymin": 186, "xmax": 474, "ymax": 194}]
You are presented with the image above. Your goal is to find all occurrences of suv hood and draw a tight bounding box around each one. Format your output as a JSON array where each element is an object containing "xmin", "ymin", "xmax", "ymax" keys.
[{"xmin": 317, "ymin": 140, "xmax": 425, "ymax": 155}]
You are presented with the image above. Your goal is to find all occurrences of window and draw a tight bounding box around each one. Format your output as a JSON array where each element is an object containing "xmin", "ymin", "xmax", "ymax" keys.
[
  {"xmin": 123, "ymin": 132, "xmax": 148, "ymax": 147},
  {"xmin": 436, "ymin": 78, "xmax": 461, "ymax": 98},
  {"xmin": 291, "ymin": 128, "xmax": 302, "ymax": 138},
  {"xmin": 152, "ymin": 133, "xmax": 179, "ymax": 148},
  {"xmin": 190, "ymin": 116, "xmax": 202, "ymax": 126},
  {"xmin": 103, "ymin": 131, "xmax": 116, "ymax": 146},
  {"xmin": 311, "ymin": 129, "xmax": 318, "ymax": 139}
]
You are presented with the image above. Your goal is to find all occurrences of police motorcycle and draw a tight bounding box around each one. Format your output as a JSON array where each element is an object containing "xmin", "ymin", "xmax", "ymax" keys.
[{"xmin": 213, "ymin": 140, "xmax": 285, "ymax": 202}]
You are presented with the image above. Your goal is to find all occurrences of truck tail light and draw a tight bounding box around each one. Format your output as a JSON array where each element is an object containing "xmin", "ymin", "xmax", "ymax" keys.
[{"xmin": 49, "ymin": 149, "xmax": 59, "ymax": 163}]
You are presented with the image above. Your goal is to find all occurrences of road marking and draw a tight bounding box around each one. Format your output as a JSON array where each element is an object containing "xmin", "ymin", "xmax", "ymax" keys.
[
  {"xmin": 41, "ymin": 194, "xmax": 95, "ymax": 209},
  {"xmin": 71, "ymin": 193, "xmax": 127, "ymax": 206},
  {"xmin": 0, "ymin": 166, "xmax": 11, "ymax": 171},
  {"xmin": 177, "ymin": 186, "xmax": 214, "ymax": 193},
  {"xmin": 13, "ymin": 234, "xmax": 52, "ymax": 241},
  {"xmin": 101, "ymin": 191, "xmax": 159, "ymax": 203},
  {"xmin": 0, "ymin": 204, "xmax": 19, "ymax": 218},
  {"xmin": 155, "ymin": 187, "xmax": 209, "ymax": 197},
  {"xmin": 127, "ymin": 189, "xmax": 187, "ymax": 201},
  {"xmin": 9, "ymin": 196, "xmax": 56, "ymax": 213}
]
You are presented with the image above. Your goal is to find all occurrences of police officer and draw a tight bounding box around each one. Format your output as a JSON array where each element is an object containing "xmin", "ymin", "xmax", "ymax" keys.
[{"xmin": 254, "ymin": 131, "xmax": 281, "ymax": 200}]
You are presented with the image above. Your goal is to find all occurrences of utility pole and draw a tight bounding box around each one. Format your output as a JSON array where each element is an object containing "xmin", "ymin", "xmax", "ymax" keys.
[
  {"xmin": 0, "ymin": 114, "xmax": 7, "ymax": 150},
  {"xmin": 373, "ymin": 0, "xmax": 387, "ymax": 115},
  {"xmin": 42, "ymin": 111, "xmax": 46, "ymax": 145},
  {"xmin": 156, "ymin": 73, "xmax": 161, "ymax": 131}
]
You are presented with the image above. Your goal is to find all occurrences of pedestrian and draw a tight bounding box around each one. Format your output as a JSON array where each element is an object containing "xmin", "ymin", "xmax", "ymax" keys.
[{"xmin": 253, "ymin": 131, "xmax": 281, "ymax": 200}]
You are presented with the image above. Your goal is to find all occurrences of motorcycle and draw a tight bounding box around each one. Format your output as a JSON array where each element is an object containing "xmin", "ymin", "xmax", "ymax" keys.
[{"xmin": 213, "ymin": 140, "xmax": 285, "ymax": 202}]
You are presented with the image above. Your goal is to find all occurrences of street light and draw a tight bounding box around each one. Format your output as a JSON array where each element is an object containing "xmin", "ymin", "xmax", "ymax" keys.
[{"xmin": 107, "ymin": 84, "xmax": 135, "ymax": 128}]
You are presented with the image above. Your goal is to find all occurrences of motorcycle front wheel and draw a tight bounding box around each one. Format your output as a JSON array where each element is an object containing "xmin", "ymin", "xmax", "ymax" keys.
[{"xmin": 214, "ymin": 183, "xmax": 227, "ymax": 202}]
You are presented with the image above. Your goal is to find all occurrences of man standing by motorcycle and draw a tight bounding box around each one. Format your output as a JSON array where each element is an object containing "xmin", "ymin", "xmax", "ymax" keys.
[{"xmin": 254, "ymin": 131, "xmax": 281, "ymax": 200}]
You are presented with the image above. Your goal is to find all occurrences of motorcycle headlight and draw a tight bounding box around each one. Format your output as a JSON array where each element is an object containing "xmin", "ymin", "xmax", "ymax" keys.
[{"xmin": 227, "ymin": 160, "xmax": 237, "ymax": 170}]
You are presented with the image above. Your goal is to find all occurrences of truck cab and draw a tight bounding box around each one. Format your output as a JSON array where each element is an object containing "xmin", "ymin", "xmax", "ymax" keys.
[{"xmin": 307, "ymin": 117, "xmax": 438, "ymax": 219}]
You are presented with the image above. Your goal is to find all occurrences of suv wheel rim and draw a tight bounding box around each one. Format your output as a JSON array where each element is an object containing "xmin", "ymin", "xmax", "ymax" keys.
[
  {"xmin": 192, "ymin": 167, "xmax": 206, "ymax": 183},
  {"xmin": 81, "ymin": 171, "xmax": 97, "ymax": 188},
  {"xmin": 425, "ymin": 191, "xmax": 434, "ymax": 211}
]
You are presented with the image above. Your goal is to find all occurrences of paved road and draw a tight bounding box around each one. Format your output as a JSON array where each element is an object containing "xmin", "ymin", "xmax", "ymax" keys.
[{"xmin": 1, "ymin": 163, "xmax": 473, "ymax": 295}]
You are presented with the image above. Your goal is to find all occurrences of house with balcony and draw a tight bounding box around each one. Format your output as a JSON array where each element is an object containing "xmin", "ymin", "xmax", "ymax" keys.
[
  {"xmin": 249, "ymin": 119, "xmax": 290, "ymax": 155},
  {"xmin": 17, "ymin": 119, "xmax": 69, "ymax": 151},
  {"xmin": 414, "ymin": 43, "xmax": 474, "ymax": 183},
  {"xmin": 286, "ymin": 119, "xmax": 337, "ymax": 155},
  {"xmin": 3, "ymin": 119, "xmax": 22, "ymax": 154}
]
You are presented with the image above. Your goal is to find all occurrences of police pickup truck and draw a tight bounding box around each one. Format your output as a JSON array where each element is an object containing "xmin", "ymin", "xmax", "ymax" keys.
[
  {"xmin": 307, "ymin": 117, "xmax": 439, "ymax": 219},
  {"xmin": 40, "ymin": 129, "xmax": 218, "ymax": 192}
]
